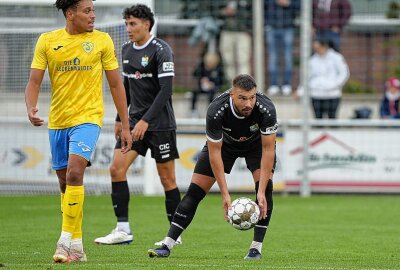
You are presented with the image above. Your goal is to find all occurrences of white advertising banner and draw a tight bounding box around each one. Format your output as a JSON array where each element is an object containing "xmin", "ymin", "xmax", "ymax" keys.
[
  {"xmin": 0, "ymin": 125, "xmax": 284, "ymax": 194},
  {"xmin": 284, "ymin": 129, "xmax": 400, "ymax": 192}
]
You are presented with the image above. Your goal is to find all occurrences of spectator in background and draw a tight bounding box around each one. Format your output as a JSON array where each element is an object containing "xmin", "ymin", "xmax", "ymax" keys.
[
  {"xmin": 297, "ymin": 39, "xmax": 349, "ymax": 119},
  {"xmin": 191, "ymin": 52, "xmax": 225, "ymax": 118},
  {"xmin": 219, "ymin": 0, "xmax": 252, "ymax": 82},
  {"xmin": 380, "ymin": 77, "xmax": 400, "ymax": 119},
  {"xmin": 312, "ymin": 0, "xmax": 352, "ymax": 51},
  {"xmin": 265, "ymin": 0, "xmax": 300, "ymax": 96},
  {"xmin": 179, "ymin": 0, "xmax": 222, "ymax": 19}
]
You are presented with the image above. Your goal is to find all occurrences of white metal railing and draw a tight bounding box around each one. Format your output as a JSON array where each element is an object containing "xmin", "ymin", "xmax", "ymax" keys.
[{"xmin": 2, "ymin": 116, "xmax": 400, "ymax": 128}]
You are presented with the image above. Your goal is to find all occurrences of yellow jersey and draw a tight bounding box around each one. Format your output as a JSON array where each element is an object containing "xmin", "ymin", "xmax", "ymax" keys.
[{"xmin": 31, "ymin": 28, "xmax": 118, "ymax": 129}]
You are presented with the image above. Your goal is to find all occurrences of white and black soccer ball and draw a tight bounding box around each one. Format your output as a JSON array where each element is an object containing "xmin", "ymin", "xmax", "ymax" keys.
[{"xmin": 227, "ymin": 197, "xmax": 260, "ymax": 231}]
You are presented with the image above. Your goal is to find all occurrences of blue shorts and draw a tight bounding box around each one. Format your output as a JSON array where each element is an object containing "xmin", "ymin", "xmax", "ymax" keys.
[{"xmin": 48, "ymin": 123, "xmax": 101, "ymax": 170}]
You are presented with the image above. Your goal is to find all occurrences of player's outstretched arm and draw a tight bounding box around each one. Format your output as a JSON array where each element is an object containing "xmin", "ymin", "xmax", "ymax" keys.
[
  {"xmin": 207, "ymin": 139, "xmax": 231, "ymax": 221},
  {"xmin": 258, "ymin": 133, "xmax": 276, "ymax": 219},
  {"xmin": 105, "ymin": 69, "xmax": 132, "ymax": 153},
  {"xmin": 25, "ymin": 69, "xmax": 45, "ymax": 127}
]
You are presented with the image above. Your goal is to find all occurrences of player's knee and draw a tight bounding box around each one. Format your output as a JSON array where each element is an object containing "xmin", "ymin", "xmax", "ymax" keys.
[
  {"xmin": 109, "ymin": 164, "xmax": 126, "ymax": 180},
  {"xmin": 175, "ymin": 184, "xmax": 206, "ymax": 213},
  {"xmin": 186, "ymin": 183, "xmax": 207, "ymax": 202},
  {"xmin": 159, "ymin": 174, "xmax": 177, "ymax": 190},
  {"xmin": 172, "ymin": 186, "xmax": 205, "ymax": 229},
  {"xmin": 66, "ymin": 168, "xmax": 84, "ymax": 185}
]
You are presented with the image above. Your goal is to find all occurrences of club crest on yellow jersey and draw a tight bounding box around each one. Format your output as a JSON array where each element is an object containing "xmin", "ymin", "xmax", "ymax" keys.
[{"xmin": 82, "ymin": 42, "xmax": 94, "ymax": 53}]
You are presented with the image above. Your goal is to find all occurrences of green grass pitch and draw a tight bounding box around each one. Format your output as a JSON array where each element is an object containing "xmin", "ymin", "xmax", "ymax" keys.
[{"xmin": 0, "ymin": 194, "xmax": 399, "ymax": 269}]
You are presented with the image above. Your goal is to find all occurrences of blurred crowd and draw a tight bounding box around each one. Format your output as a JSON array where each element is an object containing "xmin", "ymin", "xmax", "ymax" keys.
[{"xmin": 182, "ymin": 0, "xmax": 400, "ymax": 120}]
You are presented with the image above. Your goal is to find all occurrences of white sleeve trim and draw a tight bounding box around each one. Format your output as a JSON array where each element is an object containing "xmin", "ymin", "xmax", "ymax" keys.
[
  {"xmin": 260, "ymin": 123, "xmax": 278, "ymax": 135},
  {"xmin": 158, "ymin": 72, "xmax": 174, "ymax": 78},
  {"xmin": 206, "ymin": 134, "xmax": 223, "ymax": 143}
]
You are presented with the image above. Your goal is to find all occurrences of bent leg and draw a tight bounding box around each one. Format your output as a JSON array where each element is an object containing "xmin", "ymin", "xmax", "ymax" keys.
[
  {"xmin": 163, "ymin": 174, "xmax": 214, "ymax": 249},
  {"xmin": 246, "ymin": 169, "xmax": 274, "ymax": 257}
]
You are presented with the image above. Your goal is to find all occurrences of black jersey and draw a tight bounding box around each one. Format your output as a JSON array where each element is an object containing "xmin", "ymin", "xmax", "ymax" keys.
[
  {"xmin": 206, "ymin": 91, "xmax": 278, "ymax": 148},
  {"xmin": 121, "ymin": 36, "xmax": 176, "ymax": 131}
]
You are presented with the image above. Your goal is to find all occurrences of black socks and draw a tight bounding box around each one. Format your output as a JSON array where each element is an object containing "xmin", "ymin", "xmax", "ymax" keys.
[
  {"xmin": 111, "ymin": 181, "xmax": 130, "ymax": 222},
  {"xmin": 167, "ymin": 183, "xmax": 206, "ymax": 240},
  {"xmin": 254, "ymin": 180, "xmax": 274, "ymax": 242},
  {"xmin": 165, "ymin": 187, "xmax": 181, "ymax": 223}
]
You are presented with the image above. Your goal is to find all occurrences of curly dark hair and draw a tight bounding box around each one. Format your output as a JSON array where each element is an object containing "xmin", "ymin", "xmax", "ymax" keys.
[
  {"xmin": 54, "ymin": 0, "xmax": 95, "ymax": 17},
  {"xmin": 123, "ymin": 4, "xmax": 155, "ymax": 31},
  {"xmin": 232, "ymin": 74, "xmax": 257, "ymax": 91}
]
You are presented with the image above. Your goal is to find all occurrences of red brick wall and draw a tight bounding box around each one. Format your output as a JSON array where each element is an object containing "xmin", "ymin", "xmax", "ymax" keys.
[{"xmin": 160, "ymin": 32, "xmax": 400, "ymax": 93}]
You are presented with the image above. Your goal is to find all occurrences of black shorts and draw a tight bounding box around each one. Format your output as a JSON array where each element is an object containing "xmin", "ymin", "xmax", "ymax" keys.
[
  {"xmin": 115, "ymin": 130, "xmax": 179, "ymax": 163},
  {"xmin": 194, "ymin": 140, "xmax": 276, "ymax": 178}
]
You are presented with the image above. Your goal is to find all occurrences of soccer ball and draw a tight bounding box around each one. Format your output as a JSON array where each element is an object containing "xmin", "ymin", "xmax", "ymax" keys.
[{"xmin": 227, "ymin": 197, "xmax": 260, "ymax": 230}]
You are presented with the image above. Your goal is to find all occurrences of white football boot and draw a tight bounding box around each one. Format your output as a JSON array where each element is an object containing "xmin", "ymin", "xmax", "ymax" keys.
[{"xmin": 94, "ymin": 228, "xmax": 133, "ymax": 245}]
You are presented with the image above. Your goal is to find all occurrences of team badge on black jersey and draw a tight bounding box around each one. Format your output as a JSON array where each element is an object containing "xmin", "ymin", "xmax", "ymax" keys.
[
  {"xmin": 141, "ymin": 56, "xmax": 149, "ymax": 67},
  {"xmin": 250, "ymin": 123, "xmax": 259, "ymax": 132}
]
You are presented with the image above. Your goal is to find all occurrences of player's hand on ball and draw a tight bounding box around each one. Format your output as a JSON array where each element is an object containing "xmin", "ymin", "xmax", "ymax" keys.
[
  {"xmin": 227, "ymin": 197, "xmax": 260, "ymax": 230},
  {"xmin": 27, "ymin": 107, "xmax": 44, "ymax": 126},
  {"xmin": 257, "ymin": 192, "xmax": 267, "ymax": 220}
]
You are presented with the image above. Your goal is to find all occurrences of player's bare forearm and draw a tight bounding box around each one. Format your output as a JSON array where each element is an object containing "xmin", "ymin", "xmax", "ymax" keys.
[
  {"xmin": 111, "ymin": 89, "xmax": 131, "ymax": 153},
  {"xmin": 110, "ymin": 89, "xmax": 132, "ymax": 153},
  {"xmin": 25, "ymin": 83, "xmax": 39, "ymax": 110},
  {"xmin": 25, "ymin": 69, "xmax": 45, "ymax": 126},
  {"xmin": 105, "ymin": 69, "xmax": 132, "ymax": 152},
  {"xmin": 105, "ymin": 70, "xmax": 130, "ymax": 129},
  {"xmin": 110, "ymin": 89, "xmax": 129, "ymax": 129}
]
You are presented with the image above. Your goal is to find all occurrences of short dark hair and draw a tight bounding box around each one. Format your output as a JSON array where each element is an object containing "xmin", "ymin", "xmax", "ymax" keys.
[
  {"xmin": 313, "ymin": 38, "xmax": 330, "ymax": 48},
  {"xmin": 123, "ymin": 4, "xmax": 155, "ymax": 31},
  {"xmin": 54, "ymin": 0, "xmax": 93, "ymax": 17},
  {"xmin": 232, "ymin": 74, "xmax": 257, "ymax": 91}
]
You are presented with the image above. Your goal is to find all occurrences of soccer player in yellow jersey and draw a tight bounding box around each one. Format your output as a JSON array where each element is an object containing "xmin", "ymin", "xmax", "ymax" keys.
[{"xmin": 24, "ymin": 0, "xmax": 132, "ymax": 263}]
